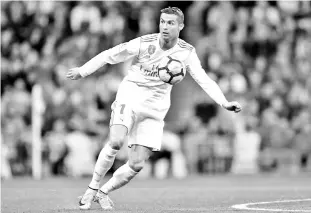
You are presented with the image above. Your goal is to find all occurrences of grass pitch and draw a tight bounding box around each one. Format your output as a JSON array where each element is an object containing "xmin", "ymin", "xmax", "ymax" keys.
[{"xmin": 2, "ymin": 174, "xmax": 311, "ymax": 213}]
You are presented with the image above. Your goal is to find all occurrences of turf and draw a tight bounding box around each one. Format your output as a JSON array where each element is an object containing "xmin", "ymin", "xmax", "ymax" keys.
[{"xmin": 2, "ymin": 174, "xmax": 311, "ymax": 213}]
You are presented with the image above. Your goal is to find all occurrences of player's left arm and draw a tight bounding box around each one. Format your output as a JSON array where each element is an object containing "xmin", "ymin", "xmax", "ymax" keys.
[{"xmin": 186, "ymin": 49, "xmax": 242, "ymax": 113}]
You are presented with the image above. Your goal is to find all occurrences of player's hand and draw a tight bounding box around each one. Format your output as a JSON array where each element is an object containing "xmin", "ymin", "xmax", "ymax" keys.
[
  {"xmin": 222, "ymin": 101, "xmax": 242, "ymax": 113},
  {"xmin": 66, "ymin": 67, "xmax": 82, "ymax": 80}
]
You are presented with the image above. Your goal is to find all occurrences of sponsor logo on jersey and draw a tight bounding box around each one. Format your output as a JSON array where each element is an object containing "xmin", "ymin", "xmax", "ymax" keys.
[{"xmin": 140, "ymin": 64, "xmax": 159, "ymax": 77}]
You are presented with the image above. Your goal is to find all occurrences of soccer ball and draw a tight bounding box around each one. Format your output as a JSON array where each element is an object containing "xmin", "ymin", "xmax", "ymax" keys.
[{"xmin": 158, "ymin": 56, "xmax": 186, "ymax": 85}]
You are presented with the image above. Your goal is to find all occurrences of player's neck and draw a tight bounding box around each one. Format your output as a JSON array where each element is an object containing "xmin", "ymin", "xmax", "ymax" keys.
[{"xmin": 159, "ymin": 37, "xmax": 178, "ymax": 51}]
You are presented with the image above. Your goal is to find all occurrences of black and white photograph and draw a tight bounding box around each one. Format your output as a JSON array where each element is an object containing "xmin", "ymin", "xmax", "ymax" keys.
[{"xmin": 1, "ymin": 1, "xmax": 311, "ymax": 212}]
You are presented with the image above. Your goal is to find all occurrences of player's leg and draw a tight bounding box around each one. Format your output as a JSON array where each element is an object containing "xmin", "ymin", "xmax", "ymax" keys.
[
  {"xmin": 79, "ymin": 102, "xmax": 133, "ymax": 210},
  {"xmin": 101, "ymin": 145, "xmax": 153, "ymax": 193},
  {"xmin": 79, "ymin": 125, "xmax": 128, "ymax": 210},
  {"xmin": 96, "ymin": 145, "xmax": 153, "ymax": 209},
  {"xmin": 88, "ymin": 125, "xmax": 127, "ymax": 189},
  {"xmin": 98, "ymin": 117, "xmax": 163, "ymax": 195}
]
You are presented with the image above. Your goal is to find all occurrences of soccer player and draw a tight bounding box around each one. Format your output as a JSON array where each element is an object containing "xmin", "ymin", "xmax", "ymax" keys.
[{"xmin": 66, "ymin": 7, "xmax": 242, "ymax": 210}]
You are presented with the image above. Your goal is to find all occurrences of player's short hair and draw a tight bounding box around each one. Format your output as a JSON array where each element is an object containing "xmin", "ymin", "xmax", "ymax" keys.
[{"xmin": 160, "ymin": 7, "xmax": 184, "ymax": 24}]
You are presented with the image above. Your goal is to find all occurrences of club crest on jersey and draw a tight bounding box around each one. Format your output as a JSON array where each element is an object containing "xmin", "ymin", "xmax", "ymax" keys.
[{"xmin": 148, "ymin": 45, "xmax": 156, "ymax": 55}]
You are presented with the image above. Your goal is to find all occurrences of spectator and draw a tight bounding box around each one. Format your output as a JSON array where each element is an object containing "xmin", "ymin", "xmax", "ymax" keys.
[
  {"xmin": 70, "ymin": 2, "xmax": 101, "ymax": 33},
  {"xmin": 44, "ymin": 119, "xmax": 69, "ymax": 176}
]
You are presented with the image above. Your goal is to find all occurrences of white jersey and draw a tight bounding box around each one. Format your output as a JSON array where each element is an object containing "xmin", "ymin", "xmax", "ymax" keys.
[
  {"xmin": 79, "ymin": 33, "xmax": 227, "ymax": 119},
  {"xmin": 116, "ymin": 33, "xmax": 198, "ymax": 119},
  {"xmin": 124, "ymin": 33, "xmax": 193, "ymax": 87}
]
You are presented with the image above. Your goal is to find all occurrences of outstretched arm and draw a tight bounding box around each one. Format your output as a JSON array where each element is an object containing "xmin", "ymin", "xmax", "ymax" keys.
[
  {"xmin": 186, "ymin": 49, "xmax": 242, "ymax": 113},
  {"xmin": 66, "ymin": 37, "xmax": 140, "ymax": 80}
]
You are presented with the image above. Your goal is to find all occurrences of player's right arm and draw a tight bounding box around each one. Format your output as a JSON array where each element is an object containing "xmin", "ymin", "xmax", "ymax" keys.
[{"xmin": 66, "ymin": 37, "xmax": 141, "ymax": 80}]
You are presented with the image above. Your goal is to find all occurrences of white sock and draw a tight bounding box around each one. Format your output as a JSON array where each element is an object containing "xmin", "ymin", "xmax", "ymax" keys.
[
  {"xmin": 89, "ymin": 143, "xmax": 118, "ymax": 189},
  {"xmin": 100, "ymin": 161, "xmax": 138, "ymax": 194}
]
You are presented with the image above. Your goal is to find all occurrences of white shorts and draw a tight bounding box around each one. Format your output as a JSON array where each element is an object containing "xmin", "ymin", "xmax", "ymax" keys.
[
  {"xmin": 109, "ymin": 80, "xmax": 170, "ymax": 151},
  {"xmin": 110, "ymin": 101, "xmax": 135, "ymax": 132},
  {"xmin": 110, "ymin": 100, "xmax": 164, "ymax": 151}
]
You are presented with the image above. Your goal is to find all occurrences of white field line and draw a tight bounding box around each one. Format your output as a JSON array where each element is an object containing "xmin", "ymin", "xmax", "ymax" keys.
[{"xmin": 232, "ymin": 198, "xmax": 311, "ymax": 212}]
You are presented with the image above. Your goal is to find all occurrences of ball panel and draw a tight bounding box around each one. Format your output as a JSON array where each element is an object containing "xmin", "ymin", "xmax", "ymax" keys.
[
  {"xmin": 167, "ymin": 61, "xmax": 183, "ymax": 74},
  {"xmin": 158, "ymin": 69, "xmax": 172, "ymax": 83},
  {"xmin": 158, "ymin": 56, "xmax": 186, "ymax": 85}
]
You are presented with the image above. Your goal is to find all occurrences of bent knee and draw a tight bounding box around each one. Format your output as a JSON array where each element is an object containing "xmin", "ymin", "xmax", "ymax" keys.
[
  {"xmin": 129, "ymin": 158, "xmax": 146, "ymax": 172},
  {"xmin": 109, "ymin": 135, "xmax": 126, "ymax": 150}
]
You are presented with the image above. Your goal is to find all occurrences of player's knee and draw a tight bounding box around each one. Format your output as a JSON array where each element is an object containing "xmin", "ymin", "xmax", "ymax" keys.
[
  {"xmin": 109, "ymin": 135, "xmax": 126, "ymax": 150},
  {"xmin": 129, "ymin": 158, "xmax": 146, "ymax": 172}
]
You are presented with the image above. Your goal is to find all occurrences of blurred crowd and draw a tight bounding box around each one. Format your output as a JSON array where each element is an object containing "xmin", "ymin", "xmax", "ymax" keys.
[{"xmin": 1, "ymin": 1, "xmax": 311, "ymax": 179}]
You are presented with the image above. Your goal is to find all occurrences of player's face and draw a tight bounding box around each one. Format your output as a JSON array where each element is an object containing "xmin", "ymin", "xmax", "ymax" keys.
[{"xmin": 159, "ymin": 13, "xmax": 183, "ymax": 41}]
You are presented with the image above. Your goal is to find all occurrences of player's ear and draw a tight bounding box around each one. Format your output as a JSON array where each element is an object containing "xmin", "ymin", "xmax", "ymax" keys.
[{"xmin": 179, "ymin": 23, "xmax": 184, "ymax": 31}]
